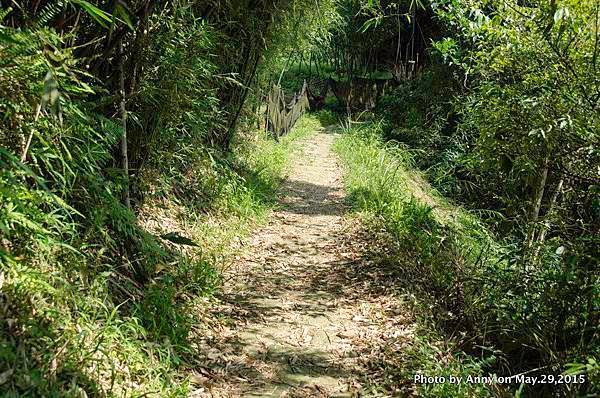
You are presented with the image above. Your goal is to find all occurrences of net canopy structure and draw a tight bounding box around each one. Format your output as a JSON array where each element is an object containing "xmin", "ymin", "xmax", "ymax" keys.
[
  {"xmin": 265, "ymin": 76, "xmax": 396, "ymax": 136},
  {"xmin": 266, "ymin": 81, "xmax": 310, "ymax": 137},
  {"xmin": 326, "ymin": 77, "xmax": 395, "ymax": 111}
]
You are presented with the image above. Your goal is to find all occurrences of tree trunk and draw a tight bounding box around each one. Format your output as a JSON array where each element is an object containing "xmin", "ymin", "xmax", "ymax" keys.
[
  {"xmin": 526, "ymin": 155, "xmax": 549, "ymax": 250},
  {"xmin": 410, "ymin": 4, "xmax": 416, "ymax": 61},
  {"xmin": 532, "ymin": 177, "xmax": 564, "ymax": 262},
  {"xmin": 119, "ymin": 40, "xmax": 131, "ymax": 209},
  {"xmin": 224, "ymin": 50, "xmax": 261, "ymax": 151},
  {"xmin": 278, "ymin": 52, "xmax": 292, "ymax": 87}
]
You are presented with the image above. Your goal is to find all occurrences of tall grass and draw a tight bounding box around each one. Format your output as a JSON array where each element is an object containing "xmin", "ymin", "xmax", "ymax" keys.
[
  {"xmin": 334, "ymin": 120, "xmax": 599, "ymax": 396},
  {"xmin": 334, "ymin": 120, "xmax": 494, "ymax": 397}
]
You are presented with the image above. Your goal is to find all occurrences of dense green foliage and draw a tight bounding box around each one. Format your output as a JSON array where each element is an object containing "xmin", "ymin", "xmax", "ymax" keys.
[
  {"xmin": 336, "ymin": 120, "xmax": 598, "ymax": 396},
  {"xmin": 329, "ymin": 0, "xmax": 599, "ymax": 395},
  {"xmin": 0, "ymin": 0, "xmax": 332, "ymax": 394},
  {"xmin": 1, "ymin": 0, "xmax": 598, "ymax": 395}
]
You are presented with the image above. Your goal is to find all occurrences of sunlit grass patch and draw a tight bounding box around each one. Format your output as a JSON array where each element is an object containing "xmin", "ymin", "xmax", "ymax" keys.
[{"xmin": 334, "ymin": 120, "xmax": 495, "ymax": 397}]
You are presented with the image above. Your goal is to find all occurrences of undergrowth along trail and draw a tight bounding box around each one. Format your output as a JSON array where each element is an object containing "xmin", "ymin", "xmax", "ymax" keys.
[
  {"xmin": 334, "ymin": 123, "xmax": 496, "ymax": 397},
  {"xmin": 333, "ymin": 121, "xmax": 600, "ymax": 396},
  {"xmin": 0, "ymin": 115, "xmax": 320, "ymax": 397}
]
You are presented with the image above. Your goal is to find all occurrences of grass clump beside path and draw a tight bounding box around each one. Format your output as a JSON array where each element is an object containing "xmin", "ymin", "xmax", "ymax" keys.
[
  {"xmin": 0, "ymin": 114, "xmax": 320, "ymax": 397},
  {"xmin": 334, "ymin": 119, "xmax": 599, "ymax": 397},
  {"xmin": 334, "ymin": 120, "xmax": 495, "ymax": 397}
]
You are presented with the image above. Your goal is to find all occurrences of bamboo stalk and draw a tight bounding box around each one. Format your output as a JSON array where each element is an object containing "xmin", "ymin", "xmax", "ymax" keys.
[{"xmin": 119, "ymin": 39, "xmax": 131, "ymax": 209}]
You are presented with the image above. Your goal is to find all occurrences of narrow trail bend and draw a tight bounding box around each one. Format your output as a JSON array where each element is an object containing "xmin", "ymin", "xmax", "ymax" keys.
[{"xmin": 196, "ymin": 127, "xmax": 415, "ymax": 398}]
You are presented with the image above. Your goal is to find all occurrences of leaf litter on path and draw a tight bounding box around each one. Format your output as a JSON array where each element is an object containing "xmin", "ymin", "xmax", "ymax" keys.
[{"xmin": 192, "ymin": 128, "xmax": 416, "ymax": 398}]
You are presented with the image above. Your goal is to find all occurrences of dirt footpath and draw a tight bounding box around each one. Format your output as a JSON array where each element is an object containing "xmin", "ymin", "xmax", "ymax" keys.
[{"xmin": 192, "ymin": 128, "xmax": 415, "ymax": 398}]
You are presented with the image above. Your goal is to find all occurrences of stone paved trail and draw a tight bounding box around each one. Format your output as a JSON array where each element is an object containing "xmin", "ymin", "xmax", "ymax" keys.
[{"xmin": 193, "ymin": 127, "xmax": 415, "ymax": 398}]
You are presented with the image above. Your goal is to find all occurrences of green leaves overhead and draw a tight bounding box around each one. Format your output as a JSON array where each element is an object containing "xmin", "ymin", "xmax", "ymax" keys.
[
  {"xmin": 70, "ymin": 0, "xmax": 112, "ymax": 28},
  {"xmin": 115, "ymin": 3, "xmax": 134, "ymax": 30},
  {"xmin": 67, "ymin": 0, "xmax": 133, "ymax": 30},
  {"xmin": 0, "ymin": 8, "xmax": 20, "ymax": 44},
  {"xmin": 0, "ymin": 31, "xmax": 22, "ymax": 45}
]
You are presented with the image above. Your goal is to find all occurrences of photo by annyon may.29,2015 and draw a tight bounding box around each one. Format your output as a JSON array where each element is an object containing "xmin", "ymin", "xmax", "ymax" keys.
[{"xmin": 0, "ymin": 0, "xmax": 598, "ymax": 397}]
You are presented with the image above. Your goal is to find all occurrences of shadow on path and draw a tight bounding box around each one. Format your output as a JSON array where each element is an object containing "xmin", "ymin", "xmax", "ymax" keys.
[{"xmin": 193, "ymin": 129, "xmax": 415, "ymax": 398}]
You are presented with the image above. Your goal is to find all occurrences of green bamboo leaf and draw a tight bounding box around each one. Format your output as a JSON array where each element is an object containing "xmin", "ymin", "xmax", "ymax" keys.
[
  {"xmin": 71, "ymin": 0, "xmax": 112, "ymax": 28},
  {"xmin": 116, "ymin": 4, "xmax": 134, "ymax": 30},
  {"xmin": 359, "ymin": 17, "xmax": 381, "ymax": 32}
]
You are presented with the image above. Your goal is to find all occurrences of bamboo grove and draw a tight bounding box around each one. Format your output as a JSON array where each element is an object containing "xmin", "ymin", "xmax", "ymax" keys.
[
  {"xmin": 0, "ymin": 1, "xmax": 339, "ymax": 395},
  {"xmin": 0, "ymin": 0, "xmax": 599, "ymax": 396}
]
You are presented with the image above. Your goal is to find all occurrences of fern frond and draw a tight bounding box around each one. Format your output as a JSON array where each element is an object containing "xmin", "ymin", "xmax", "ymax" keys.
[
  {"xmin": 0, "ymin": 6, "xmax": 12, "ymax": 23},
  {"xmin": 34, "ymin": 0, "xmax": 68, "ymax": 27}
]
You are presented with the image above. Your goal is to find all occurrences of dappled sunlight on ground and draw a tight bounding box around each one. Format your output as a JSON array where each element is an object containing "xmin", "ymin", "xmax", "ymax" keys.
[{"xmin": 188, "ymin": 127, "xmax": 416, "ymax": 397}]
